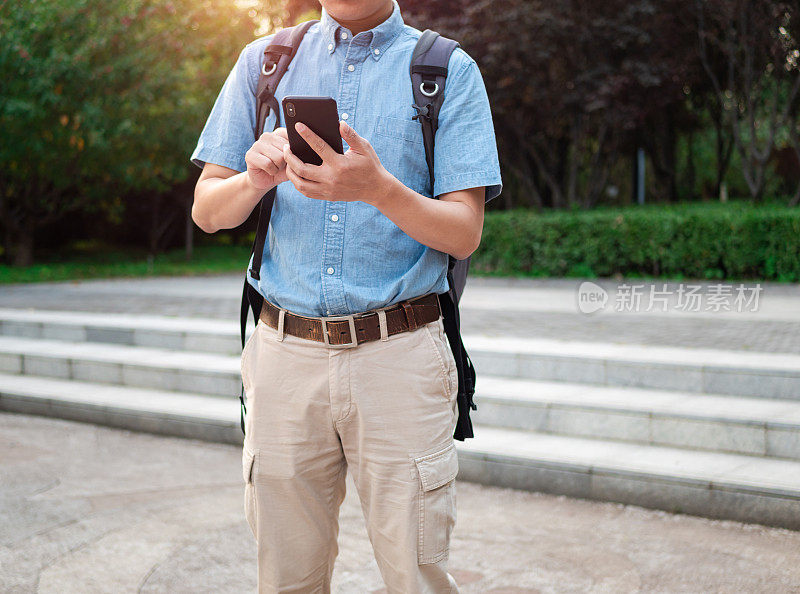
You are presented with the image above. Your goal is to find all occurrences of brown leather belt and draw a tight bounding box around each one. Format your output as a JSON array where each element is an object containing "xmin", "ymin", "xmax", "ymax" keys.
[{"xmin": 259, "ymin": 292, "xmax": 442, "ymax": 348}]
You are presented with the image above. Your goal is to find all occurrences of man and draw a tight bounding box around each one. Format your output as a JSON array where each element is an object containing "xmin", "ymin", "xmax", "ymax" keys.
[{"xmin": 189, "ymin": 0, "xmax": 502, "ymax": 591}]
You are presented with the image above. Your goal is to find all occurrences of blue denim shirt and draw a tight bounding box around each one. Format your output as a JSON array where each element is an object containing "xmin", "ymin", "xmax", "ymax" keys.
[{"xmin": 190, "ymin": 0, "xmax": 502, "ymax": 317}]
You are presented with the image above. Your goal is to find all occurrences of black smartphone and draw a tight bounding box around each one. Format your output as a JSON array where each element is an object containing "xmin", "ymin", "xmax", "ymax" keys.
[{"xmin": 282, "ymin": 96, "xmax": 344, "ymax": 166}]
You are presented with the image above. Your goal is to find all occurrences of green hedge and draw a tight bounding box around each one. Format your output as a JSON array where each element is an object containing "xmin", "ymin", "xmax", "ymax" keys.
[{"xmin": 474, "ymin": 202, "xmax": 800, "ymax": 281}]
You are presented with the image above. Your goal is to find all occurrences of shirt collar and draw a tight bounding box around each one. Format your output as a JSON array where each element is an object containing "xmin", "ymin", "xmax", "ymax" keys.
[{"xmin": 319, "ymin": 0, "xmax": 403, "ymax": 61}]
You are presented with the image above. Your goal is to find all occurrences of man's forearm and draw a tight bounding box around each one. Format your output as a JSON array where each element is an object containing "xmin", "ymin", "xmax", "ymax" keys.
[
  {"xmin": 371, "ymin": 172, "xmax": 480, "ymax": 261},
  {"xmin": 192, "ymin": 172, "xmax": 267, "ymax": 234}
]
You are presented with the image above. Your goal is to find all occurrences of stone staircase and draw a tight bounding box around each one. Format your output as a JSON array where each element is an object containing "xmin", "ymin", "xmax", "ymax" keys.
[{"xmin": 1, "ymin": 307, "xmax": 799, "ymax": 530}]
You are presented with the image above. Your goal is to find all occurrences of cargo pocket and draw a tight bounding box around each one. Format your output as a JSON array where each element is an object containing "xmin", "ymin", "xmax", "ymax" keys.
[
  {"xmin": 242, "ymin": 446, "xmax": 257, "ymax": 539},
  {"xmin": 414, "ymin": 441, "xmax": 459, "ymax": 565}
]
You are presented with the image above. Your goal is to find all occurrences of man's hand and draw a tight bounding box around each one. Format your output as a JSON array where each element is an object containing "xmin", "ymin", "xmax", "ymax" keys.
[
  {"xmin": 245, "ymin": 127, "xmax": 291, "ymax": 191},
  {"xmin": 283, "ymin": 120, "xmax": 393, "ymax": 205}
]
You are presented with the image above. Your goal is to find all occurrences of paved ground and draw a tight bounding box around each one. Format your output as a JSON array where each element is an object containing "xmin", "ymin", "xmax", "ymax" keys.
[
  {"xmin": 2, "ymin": 275, "xmax": 800, "ymax": 353},
  {"xmin": 3, "ymin": 275, "xmax": 800, "ymax": 592},
  {"xmin": 2, "ymin": 413, "xmax": 800, "ymax": 594}
]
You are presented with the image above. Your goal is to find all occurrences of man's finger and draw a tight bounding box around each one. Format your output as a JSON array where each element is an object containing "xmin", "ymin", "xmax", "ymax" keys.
[
  {"xmin": 261, "ymin": 141, "xmax": 288, "ymax": 165},
  {"xmin": 283, "ymin": 144, "xmax": 325, "ymax": 182},
  {"xmin": 285, "ymin": 157, "xmax": 325, "ymax": 197},
  {"xmin": 295, "ymin": 122, "xmax": 338, "ymax": 163},
  {"xmin": 285, "ymin": 161, "xmax": 310, "ymax": 195},
  {"xmin": 245, "ymin": 149, "xmax": 279, "ymax": 176},
  {"xmin": 257, "ymin": 128, "xmax": 289, "ymax": 149},
  {"xmin": 249, "ymin": 141, "xmax": 287, "ymax": 173},
  {"xmin": 253, "ymin": 136, "xmax": 283, "ymax": 158},
  {"xmin": 339, "ymin": 119, "xmax": 368, "ymax": 152}
]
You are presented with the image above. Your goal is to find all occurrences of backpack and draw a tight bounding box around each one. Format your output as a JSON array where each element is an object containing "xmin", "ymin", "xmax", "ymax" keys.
[{"xmin": 239, "ymin": 20, "xmax": 478, "ymax": 441}]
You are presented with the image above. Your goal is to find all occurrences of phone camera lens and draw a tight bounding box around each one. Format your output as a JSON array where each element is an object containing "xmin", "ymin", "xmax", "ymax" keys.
[{"xmin": 286, "ymin": 102, "xmax": 295, "ymax": 117}]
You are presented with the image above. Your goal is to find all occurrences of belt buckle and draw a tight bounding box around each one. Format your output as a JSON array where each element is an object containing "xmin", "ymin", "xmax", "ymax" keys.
[{"xmin": 321, "ymin": 314, "xmax": 359, "ymax": 348}]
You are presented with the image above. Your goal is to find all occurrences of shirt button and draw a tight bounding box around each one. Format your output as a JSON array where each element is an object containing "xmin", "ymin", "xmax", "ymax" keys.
[
  {"xmin": 341, "ymin": 113, "xmax": 349, "ymax": 120},
  {"xmin": 327, "ymin": 267, "xmax": 334, "ymax": 275},
  {"xmin": 331, "ymin": 214, "xmax": 339, "ymax": 222},
  {"xmin": 328, "ymin": 43, "xmax": 333, "ymax": 51},
  {"xmin": 373, "ymin": 48, "xmax": 380, "ymax": 55},
  {"xmin": 340, "ymin": 31, "xmax": 348, "ymax": 40},
  {"xmin": 347, "ymin": 64, "xmax": 355, "ymax": 72}
]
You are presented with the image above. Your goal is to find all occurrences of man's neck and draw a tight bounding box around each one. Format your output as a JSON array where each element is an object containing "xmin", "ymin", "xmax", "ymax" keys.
[{"xmin": 329, "ymin": 1, "xmax": 393, "ymax": 36}]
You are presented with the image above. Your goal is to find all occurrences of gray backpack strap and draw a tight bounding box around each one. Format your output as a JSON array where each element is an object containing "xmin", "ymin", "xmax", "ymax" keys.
[
  {"xmin": 410, "ymin": 30, "xmax": 470, "ymax": 300},
  {"xmin": 255, "ymin": 19, "xmax": 319, "ymax": 139},
  {"xmin": 411, "ymin": 30, "xmax": 477, "ymax": 441},
  {"xmin": 248, "ymin": 19, "xmax": 318, "ymax": 283},
  {"xmin": 410, "ymin": 29, "xmax": 460, "ymax": 197},
  {"xmin": 239, "ymin": 19, "xmax": 317, "ymax": 437},
  {"xmin": 410, "ymin": 30, "xmax": 469, "ymax": 297}
]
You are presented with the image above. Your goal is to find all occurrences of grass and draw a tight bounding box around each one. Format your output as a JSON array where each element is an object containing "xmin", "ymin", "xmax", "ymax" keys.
[{"xmin": 0, "ymin": 244, "xmax": 252, "ymax": 284}]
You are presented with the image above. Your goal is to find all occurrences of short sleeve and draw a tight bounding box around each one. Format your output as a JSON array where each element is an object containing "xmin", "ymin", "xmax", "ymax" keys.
[
  {"xmin": 432, "ymin": 54, "xmax": 503, "ymax": 203},
  {"xmin": 189, "ymin": 39, "xmax": 268, "ymax": 172}
]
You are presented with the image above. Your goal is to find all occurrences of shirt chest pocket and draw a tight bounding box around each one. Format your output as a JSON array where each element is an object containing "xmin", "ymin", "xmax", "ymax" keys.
[{"xmin": 372, "ymin": 114, "xmax": 431, "ymax": 196}]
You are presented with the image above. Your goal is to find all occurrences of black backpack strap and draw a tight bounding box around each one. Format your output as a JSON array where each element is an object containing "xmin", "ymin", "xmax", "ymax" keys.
[
  {"xmin": 239, "ymin": 19, "xmax": 318, "ymax": 436},
  {"xmin": 411, "ymin": 31, "xmax": 477, "ymax": 440},
  {"xmin": 249, "ymin": 18, "xmax": 319, "ymax": 282},
  {"xmin": 410, "ymin": 30, "xmax": 465, "ymax": 280},
  {"xmin": 239, "ymin": 276, "xmax": 265, "ymax": 433},
  {"xmin": 438, "ymin": 289, "xmax": 476, "ymax": 440},
  {"xmin": 410, "ymin": 29, "xmax": 459, "ymax": 197}
]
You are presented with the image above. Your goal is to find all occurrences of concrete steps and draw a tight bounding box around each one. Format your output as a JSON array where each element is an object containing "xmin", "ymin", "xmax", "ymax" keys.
[
  {"xmin": 466, "ymin": 335, "xmax": 800, "ymax": 400},
  {"xmin": 1, "ymin": 308, "xmax": 799, "ymax": 530},
  {"xmin": 474, "ymin": 377, "xmax": 800, "ymax": 461},
  {"xmin": 0, "ymin": 308, "xmax": 243, "ymax": 354},
  {"xmin": 0, "ymin": 336, "xmax": 240, "ymax": 396},
  {"xmin": 4, "ymin": 308, "xmax": 800, "ymax": 399},
  {"xmin": 456, "ymin": 425, "xmax": 800, "ymax": 530},
  {"xmin": 0, "ymin": 373, "xmax": 240, "ymax": 444},
  {"xmin": 2, "ymin": 333, "xmax": 798, "ymax": 460},
  {"xmin": 2, "ymin": 371, "xmax": 798, "ymax": 530}
]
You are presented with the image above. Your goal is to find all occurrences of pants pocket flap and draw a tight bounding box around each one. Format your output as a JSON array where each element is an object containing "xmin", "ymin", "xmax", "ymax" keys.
[{"xmin": 414, "ymin": 442, "xmax": 458, "ymax": 491}]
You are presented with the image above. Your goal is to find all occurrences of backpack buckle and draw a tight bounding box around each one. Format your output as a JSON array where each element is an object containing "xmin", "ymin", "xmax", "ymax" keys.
[{"xmin": 412, "ymin": 102, "xmax": 432, "ymax": 121}]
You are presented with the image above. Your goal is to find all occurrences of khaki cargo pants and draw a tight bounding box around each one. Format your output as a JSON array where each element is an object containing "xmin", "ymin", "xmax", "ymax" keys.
[{"xmin": 240, "ymin": 305, "xmax": 461, "ymax": 593}]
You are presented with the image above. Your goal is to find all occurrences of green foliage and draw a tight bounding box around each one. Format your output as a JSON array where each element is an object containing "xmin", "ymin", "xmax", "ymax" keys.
[
  {"xmin": 4, "ymin": 203, "xmax": 798, "ymax": 284},
  {"xmin": 0, "ymin": 0, "xmax": 258, "ymax": 261},
  {"xmin": 1, "ymin": 0, "xmax": 254, "ymax": 191},
  {"xmin": 474, "ymin": 202, "xmax": 800, "ymax": 281}
]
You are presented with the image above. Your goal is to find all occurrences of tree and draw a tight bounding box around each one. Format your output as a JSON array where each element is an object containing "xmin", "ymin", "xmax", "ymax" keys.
[
  {"xmin": 696, "ymin": 0, "xmax": 800, "ymax": 201},
  {"xmin": 0, "ymin": 0, "xmax": 257, "ymax": 265},
  {"xmin": 402, "ymin": 0, "xmax": 702, "ymax": 209}
]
